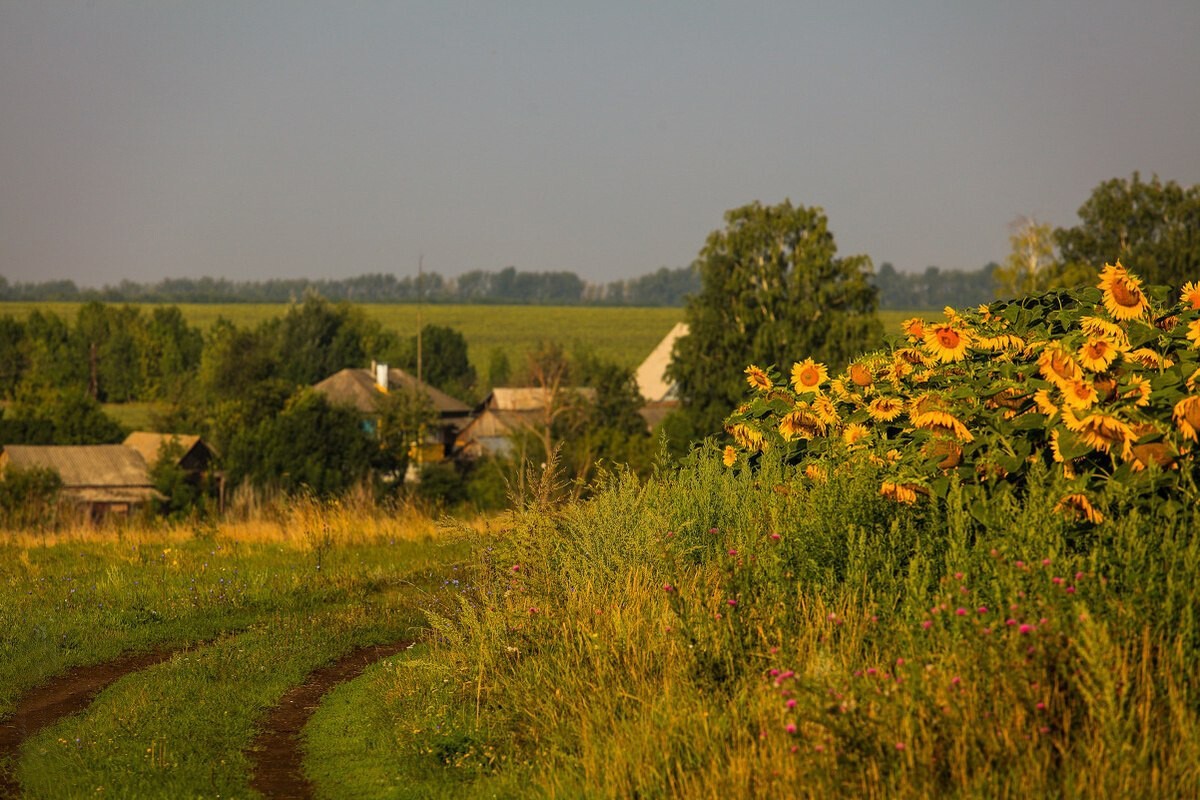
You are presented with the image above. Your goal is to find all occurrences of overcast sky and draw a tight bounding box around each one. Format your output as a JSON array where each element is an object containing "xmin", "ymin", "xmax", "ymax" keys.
[{"xmin": 1, "ymin": 1, "xmax": 1197, "ymax": 288}]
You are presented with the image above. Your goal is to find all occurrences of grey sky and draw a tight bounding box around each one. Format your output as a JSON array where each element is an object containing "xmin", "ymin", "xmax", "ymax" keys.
[{"xmin": 1, "ymin": 1, "xmax": 1198, "ymax": 288}]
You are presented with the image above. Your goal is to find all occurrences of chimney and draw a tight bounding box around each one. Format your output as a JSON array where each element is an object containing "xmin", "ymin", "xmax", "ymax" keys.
[{"xmin": 375, "ymin": 362, "xmax": 389, "ymax": 393}]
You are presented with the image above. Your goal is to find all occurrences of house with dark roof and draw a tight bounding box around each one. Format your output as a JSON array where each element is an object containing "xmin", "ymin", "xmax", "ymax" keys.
[
  {"xmin": 311, "ymin": 364, "xmax": 472, "ymax": 461},
  {"xmin": 123, "ymin": 432, "xmax": 223, "ymax": 510},
  {"xmin": 0, "ymin": 444, "xmax": 162, "ymax": 518}
]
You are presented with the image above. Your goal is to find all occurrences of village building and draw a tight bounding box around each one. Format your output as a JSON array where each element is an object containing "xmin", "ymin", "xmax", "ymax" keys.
[
  {"xmin": 455, "ymin": 386, "xmax": 596, "ymax": 459},
  {"xmin": 312, "ymin": 364, "xmax": 472, "ymax": 462},
  {"xmin": 123, "ymin": 431, "xmax": 224, "ymax": 509},
  {"xmin": 634, "ymin": 321, "xmax": 688, "ymax": 430},
  {"xmin": 0, "ymin": 444, "xmax": 162, "ymax": 519}
]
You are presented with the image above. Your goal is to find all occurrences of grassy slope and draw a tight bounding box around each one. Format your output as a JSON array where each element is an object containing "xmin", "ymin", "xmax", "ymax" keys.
[{"xmin": 314, "ymin": 457, "xmax": 1200, "ymax": 798}]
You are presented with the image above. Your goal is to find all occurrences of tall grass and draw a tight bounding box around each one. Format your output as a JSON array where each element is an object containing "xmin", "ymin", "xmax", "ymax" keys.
[{"xmin": 349, "ymin": 450, "xmax": 1200, "ymax": 798}]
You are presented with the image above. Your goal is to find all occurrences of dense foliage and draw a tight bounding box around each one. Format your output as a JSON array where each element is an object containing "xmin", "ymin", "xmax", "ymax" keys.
[{"xmin": 668, "ymin": 200, "xmax": 883, "ymax": 439}]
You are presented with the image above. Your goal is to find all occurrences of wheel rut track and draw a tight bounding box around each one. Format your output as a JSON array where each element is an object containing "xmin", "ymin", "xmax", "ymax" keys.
[
  {"xmin": 0, "ymin": 645, "xmax": 197, "ymax": 799},
  {"xmin": 248, "ymin": 640, "xmax": 414, "ymax": 800}
]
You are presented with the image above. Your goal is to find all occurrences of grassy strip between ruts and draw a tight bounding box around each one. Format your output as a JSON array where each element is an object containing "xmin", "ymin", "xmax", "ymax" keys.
[{"xmin": 14, "ymin": 584, "xmax": 447, "ymax": 798}]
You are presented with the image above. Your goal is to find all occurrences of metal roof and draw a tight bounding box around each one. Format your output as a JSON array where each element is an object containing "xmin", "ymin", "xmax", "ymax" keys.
[{"xmin": 1, "ymin": 445, "xmax": 153, "ymax": 490}]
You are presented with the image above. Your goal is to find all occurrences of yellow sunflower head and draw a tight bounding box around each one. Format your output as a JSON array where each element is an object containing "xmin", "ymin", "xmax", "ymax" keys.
[
  {"xmin": 848, "ymin": 361, "xmax": 875, "ymax": 388},
  {"xmin": 842, "ymin": 422, "xmax": 871, "ymax": 447},
  {"xmin": 1122, "ymin": 374, "xmax": 1152, "ymax": 407},
  {"xmin": 912, "ymin": 409, "xmax": 975, "ymax": 442},
  {"xmin": 744, "ymin": 364, "xmax": 772, "ymax": 393},
  {"xmin": 1187, "ymin": 319, "xmax": 1200, "ymax": 348},
  {"xmin": 1172, "ymin": 396, "xmax": 1200, "ymax": 442},
  {"xmin": 1054, "ymin": 493, "xmax": 1104, "ymax": 524},
  {"xmin": 727, "ymin": 422, "xmax": 766, "ymax": 451},
  {"xmin": 1034, "ymin": 388, "xmax": 1059, "ymax": 418},
  {"xmin": 1080, "ymin": 316, "xmax": 1129, "ymax": 345},
  {"xmin": 811, "ymin": 395, "xmax": 841, "ymax": 426},
  {"xmin": 880, "ymin": 481, "xmax": 919, "ymax": 505},
  {"xmin": 722, "ymin": 445, "xmax": 737, "ymax": 467},
  {"xmin": 923, "ymin": 324, "xmax": 972, "ymax": 363},
  {"xmin": 901, "ymin": 318, "xmax": 927, "ymax": 343},
  {"xmin": 1065, "ymin": 410, "xmax": 1136, "ymax": 457},
  {"xmin": 1038, "ymin": 343, "xmax": 1082, "ymax": 389},
  {"xmin": 1180, "ymin": 281, "xmax": 1200, "ymax": 311},
  {"xmin": 1098, "ymin": 261, "xmax": 1150, "ymax": 321},
  {"xmin": 778, "ymin": 408, "xmax": 826, "ymax": 441},
  {"xmin": 867, "ymin": 396, "xmax": 905, "ymax": 423},
  {"xmin": 1077, "ymin": 337, "xmax": 1124, "ymax": 373},
  {"xmin": 1061, "ymin": 379, "xmax": 1099, "ymax": 410},
  {"xmin": 804, "ymin": 464, "xmax": 828, "ymax": 483},
  {"xmin": 1128, "ymin": 347, "xmax": 1174, "ymax": 370},
  {"xmin": 791, "ymin": 359, "xmax": 829, "ymax": 394}
]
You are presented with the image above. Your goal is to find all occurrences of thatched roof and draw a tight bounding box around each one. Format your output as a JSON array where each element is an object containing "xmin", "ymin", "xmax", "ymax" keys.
[
  {"xmin": 634, "ymin": 322, "xmax": 688, "ymax": 402},
  {"xmin": 312, "ymin": 368, "xmax": 471, "ymax": 417},
  {"xmin": 0, "ymin": 445, "xmax": 161, "ymax": 504}
]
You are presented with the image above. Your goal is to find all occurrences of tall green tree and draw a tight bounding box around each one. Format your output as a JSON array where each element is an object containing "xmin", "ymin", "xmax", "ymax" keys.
[
  {"xmin": 667, "ymin": 200, "xmax": 882, "ymax": 439},
  {"xmin": 1055, "ymin": 172, "xmax": 1200, "ymax": 288},
  {"xmin": 396, "ymin": 324, "xmax": 476, "ymax": 399},
  {"xmin": 994, "ymin": 217, "xmax": 1059, "ymax": 298}
]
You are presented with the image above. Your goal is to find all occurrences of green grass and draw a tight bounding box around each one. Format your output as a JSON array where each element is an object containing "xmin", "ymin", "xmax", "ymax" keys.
[{"xmin": 331, "ymin": 456, "xmax": 1200, "ymax": 798}]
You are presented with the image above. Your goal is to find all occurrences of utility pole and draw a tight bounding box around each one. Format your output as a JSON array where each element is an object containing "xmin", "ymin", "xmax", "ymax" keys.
[{"xmin": 416, "ymin": 254, "xmax": 423, "ymax": 386}]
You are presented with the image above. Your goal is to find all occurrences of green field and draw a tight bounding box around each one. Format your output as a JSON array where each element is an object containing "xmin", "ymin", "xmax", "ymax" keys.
[{"xmin": 0, "ymin": 302, "xmax": 917, "ymax": 377}]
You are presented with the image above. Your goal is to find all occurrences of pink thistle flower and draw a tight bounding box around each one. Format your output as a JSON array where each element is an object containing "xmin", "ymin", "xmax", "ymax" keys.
[
  {"xmin": 727, "ymin": 599, "xmax": 738, "ymax": 607},
  {"xmin": 528, "ymin": 607, "xmax": 539, "ymax": 614},
  {"xmin": 921, "ymin": 620, "xmax": 932, "ymax": 630},
  {"xmin": 1066, "ymin": 586, "xmax": 1076, "ymax": 594},
  {"xmin": 954, "ymin": 572, "xmax": 964, "ymax": 580},
  {"xmin": 786, "ymin": 699, "xmax": 797, "ymax": 709},
  {"xmin": 870, "ymin": 614, "xmax": 878, "ymax": 623},
  {"xmin": 769, "ymin": 646, "xmax": 780, "ymax": 654},
  {"xmin": 771, "ymin": 532, "xmax": 781, "ymax": 541},
  {"xmin": 714, "ymin": 612, "xmax": 722, "ymax": 620},
  {"xmin": 1039, "ymin": 726, "xmax": 1051, "ymax": 734},
  {"xmin": 866, "ymin": 667, "xmax": 877, "ymax": 676},
  {"xmin": 1019, "ymin": 623, "xmax": 1034, "ymax": 634},
  {"xmin": 1075, "ymin": 571, "xmax": 1085, "ymax": 580},
  {"xmin": 511, "ymin": 564, "xmax": 521, "ymax": 572},
  {"xmin": 1051, "ymin": 576, "xmax": 1064, "ymax": 585},
  {"xmin": 785, "ymin": 723, "xmax": 797, "ymax": 734},
  {"xmin": 769, "ymin": 668, "xmax": 781, "ymax": 677},
  {"xmin": 791, "ymin": 745, "xmax": 800, "ymax": 753},
  {"xmin": 1015, "ymin": 560, "xmax": 1025, "ymax": 569},
  {"xmin": 990, "ymin": 548, "xmax": 999, "ymax": 557},
  {"xmin": 955, "ymin": 607, "xmax": 968, "ymax": 616},
  {"xmin": 1036, "ymin": 702, "xmax": 1046, "ymax": 710},
  {"xmin": 895, "ymin": 657, "xmax": 905, "ymax": 666},
  {"xmin": 708, "ymin": 527, "xmax": 718, "ymax": 534},
  {"xmin": 1006, "ymin": 618, "xmax": 1017, "ymax": 626},
  {"xmin": 1042, "ymin": 558, "xmax": 1052, "ymax": 566},
  {"xmin": 981, "ymin": 627, "xmax": 992, "ymax": 635},
  {"xmin": 977, "ymin": 606, "xmax": 988, "ymax": 614},
  {"xmin": 728, "ymin": 548, "xmax": 738, "ymax": 556},
  {"xmin": 663, "ymin": 583, "xmax": 674, "ymax": 592},
  {"xmin": 895, "ymin": 742, "xmax": 906, "ymax": 751},
  {"xmin": 813, "ymin": 744, "xmax": 824, "ymax": 753}
]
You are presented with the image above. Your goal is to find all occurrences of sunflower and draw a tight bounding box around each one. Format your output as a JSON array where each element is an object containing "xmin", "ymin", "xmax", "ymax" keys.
[
  {"xmin": 1187, "ymin": 319, "xmax": 1200, "ymax": 348},
  {"xmin": 867, "ymin": 396, "xmax": 906, "ymax": 422},
  {"xmin": 1061, "ymin": 379, "xmax": 1099, "ymax": 410},
  {"xmin": 778, "ymin": 408, "xmax": 826, "ymax": 441},
  {"xmin": 1038, "ymin": 344, "xmax": 1082, "ymax": 389},
  {"xmin": 1172, "ymin": 396, "xmax": 1200, "ymax": 441},
  {"xmin": 1128, "ymin": 347, "xmax": 1174, "ymax": 370},
  {"xmin": 1054, "ymin": 493, "xmax": 1104, "ymax": 524},
  {"xmin": 842, "ymin": 423, "xmax": 871, "ymax": 447},
  {"xmin": 722, "ymin": 445, "xmax": 737, "ymax": 467},
  {"xmin": 1063, "ymin": 410, "xmax": 1135, "ymax": 457},
  {"xmin": 1128, "ymin": 424, "xmax": 1176, "ymax": 471},
  {"xmin": 901, "ymin": 318, "xmax": 927, "ymax": 343},
  {"xmin": 727, "ymin": 422, "xmax": 766, "ymax": 451},
  {"xmin": 1187, "ymin": 368, "xmax": 1200, "ymax": 392},
  {"xmin": 880, "ymin": 481, "xmax": 918, "ymax": 505},
  {"xmin": 829, "ymin": 379, "xmax": 857, "ymax": 402},
  {"xmin": 791, "ymin": 359, "xmax": 828, "ymax": 394},
  {"xmin": 912, "ymin": 409, "xmax": 974, "ymax": 442},
  {"xmin": 887, "ymin": 358, "xmax": 914, "ymax": 384},
  {"xmin": 848, "ymin": 361, "xmax": 875, "ymax": 388},
  {"xmin": 1080, "ymin": 316, "xmax": 1129, "ymax": 345},
  {"xmin": 811, "ymin": 395, "xmax": 841, "ymax": 426},
  {"xmin": 924, "ymin": 438, "xmax": 963, "ymax": 470},
  {"xmin": 744, "ymin": 364, "xmax": 772, "ymax": 392},
  {"xmin": 1077, "ymin": 337, "xmax": 1124, "ymax": 372},
  {"xmin": 923, "ymin": 324, "xmax": 972, "ymax": 363},
  {"xmin": 1181, "ymin": 281, "xmax": 1200, "ymax": 310},
  {"xmin": 975, "ymin": 333, "xmax": 1027, "ymax": 352},
  {"xmin": 1034, "ymin": 389, "xmax": 1059, "ymax": 419},
  {"xmin": 1122, "ymin": 374, "xmax": 1152, "ymax": 407},
  {"xmin": 1098, "ymin": 261, "xmax": 1149, "ymax": 320},
  {"xmin": 804, "ymin": 464, "xmax": 827, "ymax": 483}
]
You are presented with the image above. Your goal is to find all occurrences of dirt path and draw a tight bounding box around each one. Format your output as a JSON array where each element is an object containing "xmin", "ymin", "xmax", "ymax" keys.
[
  {"xmin": 0, "ymin": 647, "xmax": 192, "ymax": 798},
  {"xmin": 247, "ymin": 640, "xmax": 413, "ymax": 800}
]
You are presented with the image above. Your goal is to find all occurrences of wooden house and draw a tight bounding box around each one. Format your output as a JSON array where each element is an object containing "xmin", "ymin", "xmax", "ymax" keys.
[
  {"xmin": 455, "ymin": 386, "xmax": 596, "ymax": 459},
  {"xmin": 0, "ymin": 444, "xmax": 162, "ymax": 518},
  {"xmin": 312, "ymin": 364, "xmax": 472, "ymax": 461}
]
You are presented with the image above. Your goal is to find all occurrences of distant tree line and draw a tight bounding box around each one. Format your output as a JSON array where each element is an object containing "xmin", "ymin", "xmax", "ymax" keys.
[
  {"xmin": 0, "ymin": 266, "xmax": 701, "ymax": 308},
  {"xmin": 870, "ymin": 262, "xmax": 999, "ymax": 310}
]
